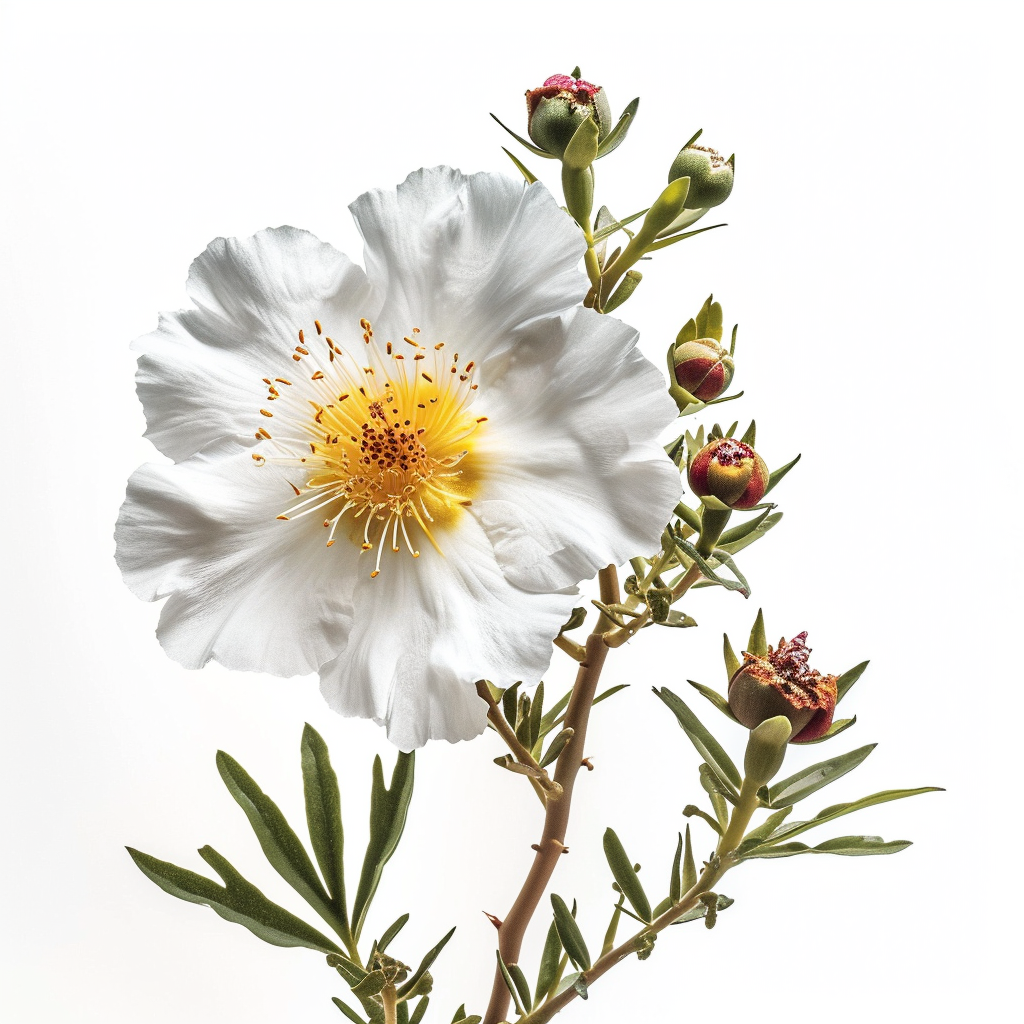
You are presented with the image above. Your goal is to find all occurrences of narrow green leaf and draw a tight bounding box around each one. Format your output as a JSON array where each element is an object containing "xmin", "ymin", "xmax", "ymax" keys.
[
  {"xmin": 719, "ymin": 506, "xmax": 774, "ymax": 547},
  {"xmin": 705, "ymin": 550, "xmax": 751, "ymax": 597},
  {"xmin": 529, "ymin": 681, "xmax": 545, "ymax": 750},
  {"xmin": 593, "ymin": 683, "xmax": 629, "ymax": 707},
  {"xmin": 327, "ymin": 952, "xmax": 369, "ymax": 987},
  {"xmin": 502, "ymin": 682, "xmax": 521, "ymax": 727},
  {"xmin": 673, "ymin": 538, "xmax": 749, "ymax": 595},
  {"xmin": 596, "ymin": 96, "xmax": 639, "ymax": 156},
  {"xmin": 837, "ymin": 660, "xmax": 870, "ymax": 703},
  {"xmin": 675, "ymin": 501, "xmax": 703, "ymax": 534},
  {"xmin": 741, "ymin": 836, "xmax": 913, "ymax": 859},
  {"xmin": 489, "ymin": 113, "xmax": 554, "ymax": 158},
  {"xmin": 496, "ymin": 951, "xmax": 524, "ymax": 1016},
  {"xmin": 763, "ymin": 788, "xmax": 944, "ymax": 846},
  {"xmin": 573, "ymin": 975, "xmax": 589, "ymax": 1000},
  {"xmin": 515, "ymin": 693, "xmax": 532, "ymax": 747},
  {"xmin": 687, "ymin": 680, "xmax": 738, "ymax": 723},
  {"xmin": 682, "ymin": 804, "xmax": 724, "ymax": 836},
  {"xmin": 127, "ymin": 846, "xmax": 342, "ymax": 954},
  {"xmin": 535, "ymin": 921, "xmax": 563, "ymax": 1004},
  {"xmin": 799, "ymin": 716, "xmax": 857, "ymax": 743},
  {"xmin": 602, "ymin": 829, "xmax": 652, "ymax": 922},
  {"xmin": 551, "ymin": 895, "xmax": 591, "ymax": 970},
  {"xmin": 216, "ymin": 750, "xmax": 344, "ymax": 937},
  {"xmin": 451, "ymin": 1006, "xmax": 466, "ymax": 1024},
  {"xmin": 643, "ymin": 222, "xmax": 726, "ymax": 252},
  {"xmin": 695, "ymin": 295, "xmax": 712, "ymax": 338},
  {"xmin": 501, "ymin": 147, "xmax": 538, "ymax": 184},
  {"xmin": 539, "ymin": 727, "xmax": 575, "ymax": 769},
  {"xmin": 352, "ymin": 752, "xmax": 416, "ymax": 942},
  {"xmin": 653, "ymin": 688, "xmax": 742, "ymax": 789},
  {"xmin": 396, "ymin": 1001, "xmax": 410, "ymax": 1024},
  {"xmin": 723, "ymin": 634, "xmax": 740, "ymax": 680},
  {"xmin": 604, "ymin": 269, "xmax": 642, "ymax": 312},
  {"xmin": 768, "ymin": 744, "xmax": 877, "ymax": 807},
  {"xmin": 301, "ymin": 725, "xmax": 350, "ymax": 940},
  {"xmin": 601, "ymin": 894, "xmax": 626, "ymax": 955},
  {"xmin": 740, "ymin": 419, "xmax": 756, "ymax": 446},
  {"xmin": 332, "ymin": 997, "xmax": 368, "ymax": 1023},
  {"xmin": 539, "ymin": 689, "xmax": 572, "ymax": 735},
  {"xmin": 508, "ymin": 961, "xmax": 533, "ymax": 1014},
  {"xmin": 747, "ymin": 609, "xmax": 767, "ymax": 658},
  {"xmin": 397, "ymin": 927, "xmax": 456, "ymax": 999},
  {"xmin": 376, "ymin": 912, "xmax": 410, "ymax": 953},
  {"xmin": 682, "ymin": 825, "xmax": 697, "ymax": 893},
  {"xmin": 669, "ymin": 832, "xmax": 683, "ymax": 903},
  {"xmin": 734, "ymin": 807, "xmax": 793, "ymax": 855},
  {"xmin": 764, "ymin": 453, "xmax": 801, "ymax": 496},
  {"xmin": 408, "ymin": 998, "xmax": 429, "ymax": 1024},
  {"xmin": 717, "ymin": 512, "xmax": 782, "ymax": 556}
]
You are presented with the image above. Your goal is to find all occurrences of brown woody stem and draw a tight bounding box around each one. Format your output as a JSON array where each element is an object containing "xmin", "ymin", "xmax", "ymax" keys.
[{"xmin": 481, "ymin": 566, "xmax": 618, "ymax": 1024}]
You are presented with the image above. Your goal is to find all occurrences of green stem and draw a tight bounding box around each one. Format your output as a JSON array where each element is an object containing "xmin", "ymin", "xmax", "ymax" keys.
[{"xmin": 716, "ymin": 775, "xmax": 761, "ymax": 857}]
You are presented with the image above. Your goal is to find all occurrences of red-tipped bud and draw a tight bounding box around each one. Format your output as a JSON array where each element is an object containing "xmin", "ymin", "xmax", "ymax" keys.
[
  {"xmin": 526, "ymin": 73, "xmax": 611, "ymax": 159},
  {"xmin": 688, "ymin": 437, "xmax": 768, "ymax": 510},
  {"xmin": 672, "ymin": 339, "xmax": 735, "ymax": 402},
  {"xmin": 727, "ymin": 633, "xmax": 838, "ymax": 743}
]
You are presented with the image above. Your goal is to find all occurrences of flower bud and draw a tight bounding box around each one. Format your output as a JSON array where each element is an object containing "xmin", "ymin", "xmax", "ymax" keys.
[
  {"xmin": 669, "ymin": 144, "xmax": 734, "ymax": 210},
  {"xmin": 672, "ymin": 338, "xmax": 735, "ymax": 402},
  {"xmin": 727, "ymin": 632, "xmax": 838, "ymax": 743},
  {"xmin": 526, "ymin": 73, "xmax": 612, "ymax": 159},
  {"xmin": 688, "ymin": 437, "xmax": 768, "ymax": 510}
]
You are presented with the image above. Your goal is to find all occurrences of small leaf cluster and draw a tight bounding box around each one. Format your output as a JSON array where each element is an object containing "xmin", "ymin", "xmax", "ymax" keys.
[{"xmin": 127, "ymin": 726, "xmax": 462, "ymax": 1024}]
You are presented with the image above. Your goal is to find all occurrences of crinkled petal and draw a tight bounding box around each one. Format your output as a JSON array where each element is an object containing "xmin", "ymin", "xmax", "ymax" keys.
[
  {"xmin": 318, "ymin": 513, "xmax": 576, "ymax": 750},
  {"xmin": 469, "ymin": 308, "xmax": 681, "ymax": 593},
  {"xmin": 134, "ymin": 227, "xmax": 378, "ymax": 462},
  {"xmin": 349, "ymin": 167, "xmax": 586, "ymax": 358},
  {"xmin": 115, "ymin": 439, "xmax": 356, "ymax": 675}
]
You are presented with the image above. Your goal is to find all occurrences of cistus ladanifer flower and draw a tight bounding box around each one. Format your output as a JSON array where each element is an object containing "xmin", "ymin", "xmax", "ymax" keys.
[
  {"xmin": 672, "ymin": 338, "xmax": 734, "ymax": 402},
  {"xmin": 728, "ymin": 632, "xmax": 839, "ymax": 742},
  {"xmin": 114, "ymin": 167, "xmax": 681, "ymax": 750},
  {"xmin": 526, "ymin": 73, "xmax": 611, "ymax": 158},
  {"xmin": 669, "ymin": 144, "xmax": 734, "ymax": 210},
  {"xmin": 688, "ymin": 437, "xmax": 768, "ymax": 510}
]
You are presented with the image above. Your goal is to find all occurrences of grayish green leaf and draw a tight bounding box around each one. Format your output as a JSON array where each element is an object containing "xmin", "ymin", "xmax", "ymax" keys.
[
  {"xmin": 535, "ymin": 921, "xmax": 563, "ymax": 1005},
  {"xmin": 747, "ymin": 609, "xmax": 767, "ymax": 658},
  {"xmin": 602, "ymin": 829, "xmax": 652, "ymax": 923},
  {"xmin": 653, "ymin": 688, "xmax": 742, "ymax": 789},
  {"xmin": 551, "ymin": 894, "xmax": 591, "ymax": 970},
  {"xmin": 741, "ymin": 836, "xmax": 913, "ymax": 859},
  {"xmin": 768, "ymin": 744, "xmax": 877, "ymax": 807},
  {"xmin": 332, "ymin": 997, "xmax": 368, "ymax": 1023},
  {"xmin": 376, "ymin": 913, "xmax": 410, "ymax": 953},
  {"xmin": 837, "ymin": 661, "xmax": 870, "ymax": 703},
  {"xmin": 397, "ymin": 927, "xmax": 455, "ymax": 999},
  {"xmin": 688, "ymin": 679, "xmax": 739, "ymax": 722}
]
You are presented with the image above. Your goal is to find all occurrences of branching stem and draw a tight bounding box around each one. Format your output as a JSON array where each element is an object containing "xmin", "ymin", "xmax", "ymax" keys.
[{"xmin": 481, "ymin": 566, "xmax": 617, "ymax": 1024}]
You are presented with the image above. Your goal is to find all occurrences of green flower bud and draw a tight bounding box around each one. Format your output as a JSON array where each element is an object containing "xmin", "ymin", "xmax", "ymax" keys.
[
  {"xmin": 672, "ymin": 338, "xmax": 735, "ymax": 402},
  {"xmin": 669, "ymin": 144, "xmax": 734, "ymax": 210},
  {"xmin": 728, "ymin": 632, "xmax": 839, "ymax": 743},
  {"xmin": 687, "ymin": 437, "xmax": 768, "ymax": 510},
  {"xmin": 526, "ymin": 73, "xmax": 612, "ymax": 160},
  {"xmin": 743, "ymin": 715, "xmax": 792, "ymax": 786}
]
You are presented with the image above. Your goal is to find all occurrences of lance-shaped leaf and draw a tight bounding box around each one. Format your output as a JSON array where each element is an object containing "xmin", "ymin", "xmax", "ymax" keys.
[
  {"xmin": 489, "ymin": 113, "xmax": 554, "ymax": 158},
  {"xmin": 800, "ymin": 716, "xmax": 858, "ymax": 744},
  {"xmin": 734, "ymin": 807, "xmax": 793, "ymax": 856},
  {"xmin": 501, "ymin": 147, "xmax": 538, "ymax": 184},
  {"xmin": 741, "ymin": 836, "xmax": 913, "ymax": 859},
  {"xmin": 333, "ymin": 997, "xmax": 368, "ymax": 1023},
  {"xmin": 301, "ymin": 725, "xmax": 349, "ymax": 938},
  {"xmin": 127, "ymin": 846, "xmax": 342, "ymax": 953},
  {"xmin": 747, "ymin": 608, "xmax": 768, "ymax": 657},
  {"xmin": 328, "ymin": 952, "xmax": 370, "ymax": 987},
  {"xmin": 719, "ymin": 506, "xmax": 775, "ymax": 547},
  {"xmin": 496, "ymin": 951, "xmax": 532, "ymax": 1015},
  {"xmin": 723, "ymin": 633, "xmax": 740, "ymax": 680},
  {"xmin": 539, "ymin": 727, "xmax": 575, "ymax": 768},
  {"xmin": 837, "ymin": 660, "xmax": 870, "ymax": 703},
  {"xmin": 673, "ymin": 537, "xmax": 748, "ymax": 596},
  {"xmin": 592, "ymin": 207, "xmax": 649, "ymax": 243},
  {"xmin": 767, "ymin": 744, "xmax": 877, "ymax": 807},
  {"xmin": 408, "ymin": 998, "xmax": 430, "ymax": 1024},
  {"xmin": 602, "ymin": 829, "xmax": 652, "ymax": 923},
  {"xmin": 535, "ymin": 920, "xmax": 564, "ymax": 1004},
  {"xmin": 718, "ymin": 512, "xmax": 782, "ymax": 556},
  {"xmin": 763, "ymin": 453, "xmax": 801, "ymax": 496},
  {"xmin": 397, "ymin": 927, "xmax": 456, "ymax": 999},
  {"xmin": 596, "ymin": 96, "xmax": 640, "ymax": 157},
  {"xmin": 551, "ymin": 895, "xmax": 591, "ymax": 970},
  {"xmin": 352, "ymin": 752, "xmax": 416, "ymax": 941},
  {"xmin": 688, "ymin": 679, "xmax": 738, "ymax": 722},
  {"xmin": 376, "ymin": 912, "xmax": 410, "ymax": 953},
  {"xmin": 653, "ymin": 687, "xmax": 742, "ymax": 789},
  {"xmin": 759, "ymin": 787, "xmax": 944, "ymax": 847},
  {"xmin": 644, "ymin": 222, "xmax": 726, "ymax": 252},
  {"xmin": 216, "ymin": 750, "xmax": 344, "ymax": 938},
  {"xmin": 681, "ymin": 825, "xmax": 697, "ymax": 892}
]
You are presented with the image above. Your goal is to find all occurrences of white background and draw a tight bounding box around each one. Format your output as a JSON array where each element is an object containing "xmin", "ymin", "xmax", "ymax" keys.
[{"xmin": 2, "ymin": 1, "xmax": 1019, "ymax": 1021}]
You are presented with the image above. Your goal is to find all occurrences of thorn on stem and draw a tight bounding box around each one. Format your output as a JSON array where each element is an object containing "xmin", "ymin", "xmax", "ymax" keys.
[
  {"xmin": 581, "ymin": 757, "xmax": 595, "ymax": 771},
  {"xmin": 483, "ymin": 912, "xmax": 502, "ymax": 930}
]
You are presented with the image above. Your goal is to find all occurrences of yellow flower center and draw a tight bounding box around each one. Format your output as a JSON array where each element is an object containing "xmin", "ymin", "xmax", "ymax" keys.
[{"xmin": 252, "ymin": 318, "xmax": 486, "ymax": 576}]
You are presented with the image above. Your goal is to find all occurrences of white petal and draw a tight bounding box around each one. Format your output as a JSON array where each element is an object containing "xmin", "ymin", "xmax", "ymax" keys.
[
  {"xmin": 318, "ymin": 514, "xmax": 576, "ymax": 750},
  {"xmin": 115, "ymin": 440, "xmax": 357, "ymax": 675},
  {"xmin": 134, "ymin": 226, "xmax": 378, "ymax": 462},
  {"xmin": 349, "ymin": 167, "xmax": 586, "ymax": 358},
  {"xmin": 470, "ymin": 308, "xmax": 682, "ymax": 592}
]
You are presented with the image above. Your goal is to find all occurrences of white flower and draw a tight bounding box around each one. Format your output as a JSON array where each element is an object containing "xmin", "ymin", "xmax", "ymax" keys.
[{"xmin": 115, "ymin": 167, "xmax": 681, "ymax": 749}]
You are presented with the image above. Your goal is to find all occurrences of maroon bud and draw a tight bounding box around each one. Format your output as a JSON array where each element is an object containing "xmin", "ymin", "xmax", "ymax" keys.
[
  {"xmin": 687, "ymin": 437, "xmax": 768, "ymax": 510},
  {"xmin": 672, "ymin": 339, "xmax": 735, "ymax": 402},
  {"xmin": 727, "ymin": 633, "xmax": 838, "ymax": 743}
]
